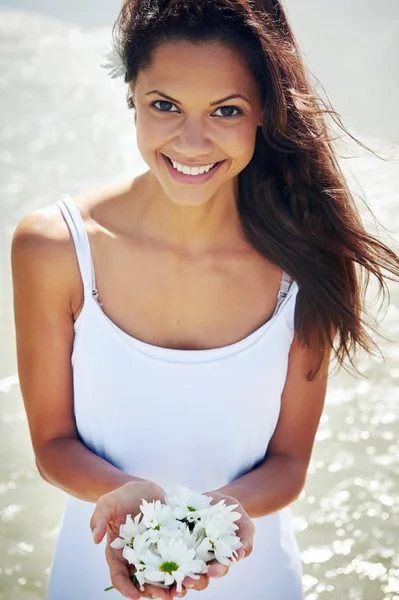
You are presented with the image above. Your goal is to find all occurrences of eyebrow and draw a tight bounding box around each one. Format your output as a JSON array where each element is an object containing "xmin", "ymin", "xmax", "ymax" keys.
[{"xmin": 145, "ymin": 90, "xmax": 251, "ymax": 106}]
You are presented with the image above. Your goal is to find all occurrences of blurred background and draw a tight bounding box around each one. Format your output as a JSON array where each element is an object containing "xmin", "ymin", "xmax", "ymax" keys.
[{"xmin": 0, "ymin": 1, "xmax": 398, "ymax": 599}]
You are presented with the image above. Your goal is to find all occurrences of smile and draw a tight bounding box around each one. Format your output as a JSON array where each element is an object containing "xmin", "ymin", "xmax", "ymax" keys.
[
  {"xmin": 170, "ymin": 159, "xmax": 216, "ymax": 176},
  {"xmin": 162, "ymin": 154, "xmax": 225, "ymax": 184}
]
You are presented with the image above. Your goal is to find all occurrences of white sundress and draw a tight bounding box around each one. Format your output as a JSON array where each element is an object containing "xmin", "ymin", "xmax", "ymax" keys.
[{"xmin": 47, "ymin": 193, "xmax": 304, "ymax": 600}]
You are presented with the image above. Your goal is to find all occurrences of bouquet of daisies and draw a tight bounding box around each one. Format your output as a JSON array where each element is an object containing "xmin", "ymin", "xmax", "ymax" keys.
[{"xmin": 105, "ymin": 485, "xmax": 243, "ymax": 594}]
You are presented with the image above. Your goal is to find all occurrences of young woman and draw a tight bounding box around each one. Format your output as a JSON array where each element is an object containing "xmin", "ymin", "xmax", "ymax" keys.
[{"xmin": 11, "ymin": 1, "xmax": 399, "ymax": 599}]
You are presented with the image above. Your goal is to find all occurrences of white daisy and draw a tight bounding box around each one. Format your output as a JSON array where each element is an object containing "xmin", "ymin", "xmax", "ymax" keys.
[
  {"xmin": 193, "ymin": 536, "xmax": 214, "ymax": 563},
  {"xmin": 110, "ymin": 513, "xmax": 147, "ymax": 550},
  {"xmin": 200, "ymin": 514, "xmax": 243, "ymax": 566},
  {"xmin": 140, "ymin": 499, "xmax": 175, "ymax": 530},
  {"xmin": 142, "ymin": 537, "xmax": 207, "ymax": 593},
  {"xmin": 107, "ymin": 486, "xmax": 245, "ymax": 595},
  {"xmin": 165, "ymin": 485, "xmax": 213, "ymax": 521},
  {"xmin": 122, "ymin": 532, "xmax": 153, "ymax": 566},
  {"xmin": 101, "ymin": 42, "xmax": 126, "ymax": 79}
]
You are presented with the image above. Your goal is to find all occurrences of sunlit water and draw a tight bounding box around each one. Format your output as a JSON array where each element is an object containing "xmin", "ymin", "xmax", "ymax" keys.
[{"xmin": 0, "ymin": 9, "xmax": 398, "ymax": 600}]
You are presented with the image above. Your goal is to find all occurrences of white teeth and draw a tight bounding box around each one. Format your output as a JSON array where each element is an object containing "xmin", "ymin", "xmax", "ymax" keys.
[{"xmin": 170, "ymin": 158, "xmax": 216, "ymax": 176}]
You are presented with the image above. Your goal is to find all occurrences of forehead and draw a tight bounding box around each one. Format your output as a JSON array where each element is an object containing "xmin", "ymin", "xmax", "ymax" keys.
[{"xmin": 136, "ymin": 40, "xmax": 259, "ymax": 100}]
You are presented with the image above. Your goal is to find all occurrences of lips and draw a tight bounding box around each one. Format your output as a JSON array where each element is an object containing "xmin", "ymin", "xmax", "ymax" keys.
[
  {"xmin": 164, "ymin": 154, "xmax": 220, "ymax": 171},
  {"xmin": 161, "ymin": 153, "xmax": 225, "ymax": 184}
]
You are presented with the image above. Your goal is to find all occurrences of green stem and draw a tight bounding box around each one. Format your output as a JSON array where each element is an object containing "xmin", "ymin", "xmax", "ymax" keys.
[{"xmin": 104, "ymin": 574, "xmax": 138, "ymax": 592}]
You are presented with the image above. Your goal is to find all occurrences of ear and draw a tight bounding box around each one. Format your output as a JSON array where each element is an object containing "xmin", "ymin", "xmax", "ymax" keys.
[{"xmin": 129, "ymin": 81, "xmax": 135, "ymax": 95}]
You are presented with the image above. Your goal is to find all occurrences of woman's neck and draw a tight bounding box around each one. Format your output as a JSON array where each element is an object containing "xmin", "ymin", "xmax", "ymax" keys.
[{"xmin": 131, "ymin": 170, "xmax": 246, "ymax": 253}]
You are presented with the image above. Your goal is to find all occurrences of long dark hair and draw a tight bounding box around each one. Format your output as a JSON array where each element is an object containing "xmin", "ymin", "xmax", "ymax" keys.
[{"xmin": 111, "ymin": 0, "xmax": 399, "ymax": 380}]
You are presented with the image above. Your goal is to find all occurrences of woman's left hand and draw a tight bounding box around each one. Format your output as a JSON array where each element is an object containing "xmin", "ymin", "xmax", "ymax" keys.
[{"xmin": 176, "ymin": 490, "xmax": 255, "ymax": 594}]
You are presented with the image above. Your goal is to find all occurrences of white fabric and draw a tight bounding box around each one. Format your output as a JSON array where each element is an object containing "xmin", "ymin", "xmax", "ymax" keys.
[{"xmin": 47, "ymin": 193, "xmax": 304, "ymax": 599}]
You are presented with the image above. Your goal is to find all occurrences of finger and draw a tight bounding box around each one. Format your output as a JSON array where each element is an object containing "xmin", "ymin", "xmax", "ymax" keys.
[
  {"xmin": 152, "ymin": 582, "xmax": 185, "ymax": 599},
  {"xmin": 206, "ymin": 557, "xmax": 230, "ymax": 576},
  {"xmin": 129, "ymin": 570, "xmax": 175, "ymax": 600},
  {"xmin": 90, "ymin": 495, "xmax": 116, "ymax": 543},
  {"xmin": 106, "ymin": 545, "xmax": 140, "ymax": 599},
  {"xmin": 169, "ymin": 585, "xmax": 188, "ymax": 598},
  {"xmin": 141, "ymin": 583, "xmax": 174, "ymax": 600},
  {"xmin": 181, "ymin": 577, "xmax": 197, "ymax": 588},
  {"xmin": 181, "ymin": 573, "xmax": 210, "ymax": 592},
  {"xmin": 238, "ymin": 528, "xmax": 254, "ymax": 558},
  {"xmin": 236, "ymin": 519, "xmax": 255, "ymax": 557},
  {"xmin": 193, "ymin": 574, "xmax": 211, "ymax": 590},
  {"xmin": 109, "ymin": 546, "xmax": 174, "ymax": 600},
  {"xmin": 207, "ymin": 562, "xmax": 229, "ymax": 578},
  {"xmin": 112, "ymin": 570, "xmax": 141, "ymax": 600}
]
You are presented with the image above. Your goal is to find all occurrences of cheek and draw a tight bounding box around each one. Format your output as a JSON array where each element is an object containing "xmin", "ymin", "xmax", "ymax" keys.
[
  {"xmin": 221, "ymin": 123, "xmax": 258, "ymax": 161},
  {"xmin": 136, "ymin": 109, "xmax": 169, "ymax": 150},
  {"xmin": 136, "ymin": 113, "xmax": 158, "ymax": 155}
]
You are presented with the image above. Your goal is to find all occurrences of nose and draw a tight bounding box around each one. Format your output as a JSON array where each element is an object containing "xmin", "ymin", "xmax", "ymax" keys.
[{"xmin": 171, "ymin": 116, "xmax": 213, "ymax": 159}]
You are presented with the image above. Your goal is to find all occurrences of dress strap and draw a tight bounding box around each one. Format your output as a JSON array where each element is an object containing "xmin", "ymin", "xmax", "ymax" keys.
[
  {"xmin": 278, "ymin": 270, "xmax": 292, "ymax": 298},
  {"xmin": 272, "ymin": 270, "xmax": 292, "ymax": 318},
  {"xmin": 55, "ymin": 194, "xmax": 99, "ymax": 302}
]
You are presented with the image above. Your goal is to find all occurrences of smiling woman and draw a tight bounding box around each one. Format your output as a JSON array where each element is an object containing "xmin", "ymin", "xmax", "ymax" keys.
[
  {"xmin": 130, "ymin": 41, "xmax": 263, "ymax": 204},
  {"xmin": 10, "ymin": 1, "xmax": 399, "ymax": 600}
]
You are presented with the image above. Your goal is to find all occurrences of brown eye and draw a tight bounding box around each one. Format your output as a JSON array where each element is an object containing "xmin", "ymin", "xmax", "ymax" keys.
[
  {"xmin": 213, "ymin": 106, "xmax": 242, "ymax": 118},
  {"xmin": 152, "ymin": 100, "xmax": 180, "ymax": 113}
]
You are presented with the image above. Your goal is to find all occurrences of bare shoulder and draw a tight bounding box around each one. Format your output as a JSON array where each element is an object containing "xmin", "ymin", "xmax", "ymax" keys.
[
  {"xmin": 14, "ymin": 177, "xmax": 129, "ymax": 245},
  {"xmin": 12, "ymin": 202, "xmax": 71, "ymax": 254},
  {"xmin": 11, "ymin": 181, "xmax": 136, "ymax": 295},
  {"xmin": 11, "ymin": 201, "xmax": 81, "ymax": 308},
  {"xmin": 10, "ymin": 188, "xmax": 103, "ymax": 314}
]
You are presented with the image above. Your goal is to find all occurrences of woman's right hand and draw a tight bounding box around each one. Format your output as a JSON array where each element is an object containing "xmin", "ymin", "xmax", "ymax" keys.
[{"xmin": 90, "ymin": 480, "xmax": 184, "ymax": 600}]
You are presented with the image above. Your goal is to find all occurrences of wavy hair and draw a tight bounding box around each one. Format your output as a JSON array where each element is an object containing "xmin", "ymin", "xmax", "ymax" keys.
[{"xmin": 111, "ymin": 0, "xmax": 399, "ymax": 380}]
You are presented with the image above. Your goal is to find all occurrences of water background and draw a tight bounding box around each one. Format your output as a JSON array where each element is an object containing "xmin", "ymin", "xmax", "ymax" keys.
[{"xmin": 0, "ymin": 2, "xmax": 398, "ymax": 599}]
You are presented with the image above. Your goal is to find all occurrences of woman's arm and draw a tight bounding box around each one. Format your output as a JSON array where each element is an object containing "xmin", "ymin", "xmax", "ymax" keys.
[
  {"xmin": 34, "ymin": 437, "xmax": 143, "ymax": 503},
  {"xmin": 11, "ymin": 207, "xmax": 145, "ymax": 503},
  {"xmin": 211, "ymin": 331, "xmax": 332, "ymax": 518}
]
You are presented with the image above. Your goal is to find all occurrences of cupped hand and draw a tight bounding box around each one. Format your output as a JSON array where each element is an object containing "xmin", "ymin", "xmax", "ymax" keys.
[
  {"xmin": 90, "ymin": 480, "xmax": 180, "ymax": 600},
  {"xmin": 179, "ymin": 490, "xmax": 255, "ymax": 593}
]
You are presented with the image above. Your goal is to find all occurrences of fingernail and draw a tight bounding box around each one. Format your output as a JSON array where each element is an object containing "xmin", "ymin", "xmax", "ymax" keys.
[{"xmin": 92, "ymin": 526, "xmax": 98, "ymax": 540}]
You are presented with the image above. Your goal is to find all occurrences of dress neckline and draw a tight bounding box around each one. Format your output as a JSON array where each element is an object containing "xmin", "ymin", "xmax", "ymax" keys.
[
  {"xmin": 74, "ymin": 280, "xmax": 298, "ymax": 364},
  {"xmin": 55, "ymin": 193, "xmax": 298, "ymax": 364}
]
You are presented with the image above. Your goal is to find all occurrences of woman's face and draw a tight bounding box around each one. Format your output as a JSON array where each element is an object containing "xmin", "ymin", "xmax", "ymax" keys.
[{"xmin": 130, "ymin": 40, "xmax": 263, "ymax": 207}]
